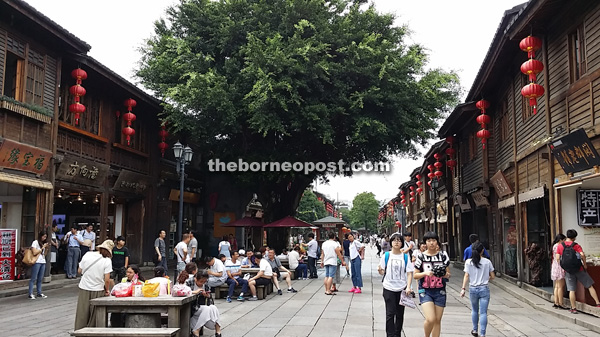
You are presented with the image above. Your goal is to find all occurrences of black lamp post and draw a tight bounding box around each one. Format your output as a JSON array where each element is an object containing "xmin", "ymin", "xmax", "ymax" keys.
[
  {"xmin": 431, "ymin": 178, "xmax": 439, "ymax": 230},
  {"xmin": 173, "ymin": 141, "xmax": 193, "ymax": 242}
]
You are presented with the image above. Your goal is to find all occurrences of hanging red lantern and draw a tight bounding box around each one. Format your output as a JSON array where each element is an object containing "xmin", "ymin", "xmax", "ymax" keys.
[
  {"xmin": 158, "ymin": 141, "xmax": 169, "ymax": 157},
  {"xmin": 410, "ymin": 197, "xmax": 415, "ymax": 203},
  {"xmin": 69, "ymin": 68, "xmax": 87, "ymax": 125},
  {"xmin": 416, "ymin": 181, "xmax": 422, "ymax": 187},
  {"xmin": 476, "ymin": 114, "xmax": 491, "ymax": 126},
  {"xmin": 447, "ymin": 159, "xmax": 457, "ymax": 170},
  {"xmin": 428, "ymin": 172, "xmax": 434, "ymax": 179},
  {"xmin": 445, "ymin": 148, "xmax": 456, "ymax": 157},
  {"xmin": 124, "ymin": 98, "xmax": 137, "ymax": 110},
  {"xmin": 410, "ymin": 191, "xmax": 415, "ymax": 197},
  {"xmin": 477, "ymin": 129, "xmax": 491, "ymax": 149},
  {"xmin": 476, "ymin": 99, "xmax": 490, "ymax": 112},
  {"xmin": 123, "ymin": 112, "xmax": 136, "ymax": 126},
  {"xmin": 434, "ymin": 152, "xmax": 444, "ymax": 178},
  {"xmin": 445, "ymin": 136, "xmax": 455, "ymax": 145},
  {"xmin": 115, "ymin": 110, "xmax": 121, "ymax": 120},
  {"xmin": 159, "ymin": 129, "xmax": 169, "ymax": 140},
  {"xmin": 520, "ymin": 36, "xmax": 542, "ymax": 59},
  {"xmin": 410, "ymin": 186, "xmax": 414, "ymax": 191},
  {"xmin": 427, "ymin": 164, "xmax": 434, "ymax": 171},
  {"xmin": 416, "ymin": 187, "xmax": 423, "ymax": 194},
  {"xmin": 521, "ymin": 83, "xmax": 545, "ymax": 115},
  {"xmin": 434, "ymin": 170, "xmax": 443, "ymax": 178},
  {"xmin": 434, "ymin": 161, "xmax": 443, "ymax": 170},
  {"xmin": 520, "ymin": 59, "xmax": 544, "ymax": 82},
  {"xmin": 122, "ymin": 126, "xmax": 135, "ymax": 145},
  {"xmin": 416, "ymin": 174, "xmax": 421, "ymax": 180}
]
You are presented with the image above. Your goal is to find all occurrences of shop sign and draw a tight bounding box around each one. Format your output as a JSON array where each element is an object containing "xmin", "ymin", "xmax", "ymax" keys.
[
  {"xmin": 56, "ymin": 155, "xmax": 109, "ymax": 187},
  {"xmin": 113, "ymin": 170, "xmax": 149, "ymax": 194},
  {"xmin": 321, "ymin": 223, "xmax": 336, "ymax": 228},
  {"xmin": 0, "ymin": 140, "xmax": 51, "ymax": 175},
  {"xmin": 454, "ymin": 194, "xmax": 472, "ymax": 212},
  {"xmin": 0, "ymin": 229, "xmax": 17, "ymax": 281},
  {"xmin": 471, "ymin": 190, "xmax": 490, "ymax": 207},
  {"xmin": 550, "ymin": 128, "xmax": 600, "ymax": 175},
  {"xmin": 577, "ymin": 189, "xmax": 600, "ymax": 227},
  {"xmin": 490, "ymin": 170, "xmax": 513, "ymax": 198}
]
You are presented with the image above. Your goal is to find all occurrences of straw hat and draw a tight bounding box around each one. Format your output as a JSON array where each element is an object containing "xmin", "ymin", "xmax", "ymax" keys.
[{"xmin": 97, "ymin": 240, "xmax": 114, "ymax": 257}]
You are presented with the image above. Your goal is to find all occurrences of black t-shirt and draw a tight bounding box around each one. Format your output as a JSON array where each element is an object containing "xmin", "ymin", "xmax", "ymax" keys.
[
  {"xmin": 414, "ymin": 251, "xmax": 450, "ymax": 289},
  {"xmin": 112, "ymin": 246, "xmax": 130, "ymax": 269}
]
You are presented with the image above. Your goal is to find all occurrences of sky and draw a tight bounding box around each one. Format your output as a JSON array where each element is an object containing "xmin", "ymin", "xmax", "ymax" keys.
[{"xmin": 24, "ymin": 0, "xmax": 527, "ymax": 205}]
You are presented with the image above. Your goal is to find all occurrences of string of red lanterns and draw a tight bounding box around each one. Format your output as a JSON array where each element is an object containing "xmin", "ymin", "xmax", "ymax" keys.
[
  {"xmin": 476, "ymin": 99, "xmax": 491, "ymax": 149},
  {"xmin": 445, "ymin": 136, "xmax": 456, "ymax": 172},
  {"xmin": 158, "ymin": 123, "xmax": 169, "ymax": 157},
  {"xmin": 122, "ymin": 98, "xmax": 137, "ymax": 145},
  {"xmin": 416, "ymin": 174, "xmax": 423, "ymax": 195},
  {"xmin": 433, "ymin": 153, "xmax": 444, "ymax": 179},
  {"xmin": 409, "ymin": 186, "xmax": 415, "ymax": 203},
  {"xmin": 427, "ymin": 164, "xmax": 434, "ymax": 188},
  {"xmin": 520, "ymin": 36, "xmax": 545, "ymax": 114},
  {"xmin": 69, "ymin": 68, "xmax": 87, "ymax": 125}
]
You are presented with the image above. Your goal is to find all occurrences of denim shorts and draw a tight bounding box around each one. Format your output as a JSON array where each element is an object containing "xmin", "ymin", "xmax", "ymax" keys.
[
  {"xmin": 419, "ymin": 288, "xmax": 447, "ymax": 307},
  {"xmin": 325, "ymin": 265, "xmax": 337, "ymax": 278}
]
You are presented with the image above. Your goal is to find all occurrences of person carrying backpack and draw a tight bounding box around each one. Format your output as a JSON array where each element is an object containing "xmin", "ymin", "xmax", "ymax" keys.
[
  {"xmin": 556, "ymin": 229, "xmax": 600, "ymax": 313},
  {"xmin": 378, "ymin": 232, "xmax": 414, "ymax": 337}
]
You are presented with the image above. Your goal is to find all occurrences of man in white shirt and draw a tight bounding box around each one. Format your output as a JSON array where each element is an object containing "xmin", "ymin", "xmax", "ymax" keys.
[
  {"xmin": 320, "ymin": 232, "xmax": 345, "ymax": 295},
  {"xmin": 174, "ymin": 233, "xmax": 191, "ymax": 276},
  {"xmin": 305, "ymin": 233, "xmax": 318, "ymax": 278},
  {"xmin": 204, "ymin": 255, "xmax": 227, "ymax": 288},
  {"xmin": 247, "ymin": 252, "xmax": 272, "ymax": 301},
  {"xmin": 80, "ymin": 224, "xmax": 96, "ymax": 256},
  {"xmin": 224, "ymin": 251, "xmax": 248, "ymax": 302},
  {"xmin": 267, "ymin": 249, "xmax": 297, "ymax": 294}
]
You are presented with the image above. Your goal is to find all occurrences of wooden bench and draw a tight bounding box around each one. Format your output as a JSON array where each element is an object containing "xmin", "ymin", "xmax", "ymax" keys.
[
  {"xmin": 71, "ymin": 327, "xmax": 179, "ymax": 337},
  {"xmin": 214, "ymin": 284, "xmax": 267, "ymax": 300}
]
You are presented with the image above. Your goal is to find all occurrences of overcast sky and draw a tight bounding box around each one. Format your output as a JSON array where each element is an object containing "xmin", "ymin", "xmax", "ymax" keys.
[{"xmin": 25, "ymin": 0, "xmax": 527, "ymax": 205}]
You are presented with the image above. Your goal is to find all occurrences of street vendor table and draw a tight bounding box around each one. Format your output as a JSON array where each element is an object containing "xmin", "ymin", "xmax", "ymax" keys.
[{"xmin": 90, "ymin": 294, "xmax": 198, "ymax": 337}]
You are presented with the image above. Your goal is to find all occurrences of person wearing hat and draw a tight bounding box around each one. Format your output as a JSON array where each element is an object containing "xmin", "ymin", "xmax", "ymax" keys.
[{"xmin": 74, "ymin": 240, "xmax": 114, "ymax": 330}]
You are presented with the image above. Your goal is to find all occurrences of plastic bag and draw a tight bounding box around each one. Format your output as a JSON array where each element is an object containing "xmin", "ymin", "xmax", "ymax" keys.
[
  {"xmin": 400, "ymin": 290, "xmax": 416, "ymax": 309},
  {"xmin": 142, "ymin": 281, "xmax": 160, "ymax": 297},
  {"xmin": 111, "ymin": 282, "xmax": 133, "ymax": 297},
  {"xmin": 172, "ymin": 284, "xmax": 192, "ymax": 297}
]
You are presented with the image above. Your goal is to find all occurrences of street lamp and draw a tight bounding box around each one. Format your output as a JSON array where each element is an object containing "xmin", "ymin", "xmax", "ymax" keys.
[
  {"xmin": 430, "ymin": 178, "xmax": 439, "ymax": 230},
  {"xmin": 173, "ymin": 141, "xmax": 193, "ymax": 242}
]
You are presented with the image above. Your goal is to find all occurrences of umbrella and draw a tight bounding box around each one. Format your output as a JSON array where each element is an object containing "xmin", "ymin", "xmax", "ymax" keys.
[
  {"xmin": 264, "ymin": 216, "xmax": 312, "ymax": 228},
  {"xmin": 312, "ymin": 216, "xmax": 347, "ymax": 225}
]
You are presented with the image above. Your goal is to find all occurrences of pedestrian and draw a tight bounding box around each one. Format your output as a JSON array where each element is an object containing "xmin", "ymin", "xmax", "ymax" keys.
[
  {"xmin": 556, "ymin": 229, "xmax": 600, "ymax": 313},
  {"xmin": 463, "ymin": 234, "xmax": 490, "ymax": 260},
  {"xmin": 111, "ymin": 236, "xmax": 129, "ymax": 282},
  {"xmin": 224, "ymin": 250, "xmax": 248, "ymax": 302},
  {"xmin": 381, "ymin": 235, "xmax": 390, "ymax": 255},
  {"xmin": 80, "ymin": 224, "xmax": 96, "ymax": 257},
  {"xmin": 110, "ymin": 265, "xmax": 145, "ymax": 327},
  {"xmin": 64, "ymin": 226, "xmax": 84, "ymax": 279},
  {"xmin": 154, "ymin": 230, "xmax": 168, "ymax": 273},
  {"xmin": 378, "ymin": 232, "xmax": 414, "ymax": 337},
  {"xmin": 348, "ymin": 232, "xmax": 365, "ymax": 293},
  {"xmin": 228, "ymin": 233, "xmax": 238, "ymax": 252},
  {"xmin": 331, "ymin": 236, "xmax": 343, "ymax": 292},
  {"xmin": 74, "ymin": 240, "xmax": 113, "ymax": 330},
  {"xmin": 320, "ymin": 232, "xmax": 345, "ymax": 295},
  {"xmin": 551, "ymin": 233, "xmax": 567, "ymax": 309},
  {"xmin": 460, "ymin": 242, "xmax": 495, "ymax": 337},
  {"xmin": 191, "ymin": 270, "xmax": 222, "ymax": 337},
  {"xmin": 174, "ymin": 233, "xmax": 191, "ymax": 276},
  {"xmin": 188, "ymin": 230, "xmax": 198, "ymax": 262},
  {"xmin": 414, "ymin": 231, "xmax": 450, "ymax": 337},
  {"xmin": 28, "ymin": 231, "xmax": 49, "ymax": 299},
  {"xmin": 50, "ymin": 223, "xmax": 60, "ymax": 274},
  {"xmin": 376, "ymin": 235, "xmax": 382, "ymax": 257},
  {"xmin": 402, "ymin": 232, "xmax": 416, "ymax": 262},
  {"xmin": 305, "ymin": 233, "xmax": 319, "ymax": 278},
  {"xmin": 343, "ymin": 233, "xmax": 351, "ymax": 277},
  {"xmin": 218, "ymin": 235, "xmax": 231, "ymax": 259}
]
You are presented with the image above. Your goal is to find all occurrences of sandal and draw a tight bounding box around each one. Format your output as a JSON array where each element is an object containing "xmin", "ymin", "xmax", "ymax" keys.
[{"xmin": 325, "ymin": 292, "xmax": 334, "ymax": 295}]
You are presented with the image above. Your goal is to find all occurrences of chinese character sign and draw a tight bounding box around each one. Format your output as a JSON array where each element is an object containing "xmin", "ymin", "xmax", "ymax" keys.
[
  {"xmin": 578, "ymin": 189, "xmax": 600, "ymax": 227},
  {"xmin": 0, "ymin": 230, "xmax": 17, "ymax": 281},
  {"xmin": 0, "ymin": 140, "xmax": 51, "ymax": 175},
  {"xmin": 550, "ymin": 129, "xmax": 600, "ymax": 175}
]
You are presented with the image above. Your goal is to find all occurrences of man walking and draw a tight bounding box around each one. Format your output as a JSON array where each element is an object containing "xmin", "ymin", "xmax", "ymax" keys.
[
  {"xmin": 174, "ymin": 233, "xmax": 191, "ymax": 276},
  {"xmin": 224, "ymin": 251, "xmax": 248, "ymax": 302},
  {"xmin": 154, "ymin": 230, "xmax": 168, "ymax": 273},
  {"xmin": 306, "ymin": 233, "xmax": 318, "ymax": 278},
  {"xmin": 557, "ymin": 229, "xmax": 600, "ymax": 313},
  {"xmin": 80, "ymin": 224, "xmax": 96, "ymax": 257},
  {"xmin": 188, "ymin": 230, "xmax": 198, "ymax": 262},
  {"xmin": 321, "ymin": 232, "xmax": 345, "ymax": 295},
  {"xmin": 463, "ymin": 234, "xmax": 490, "ymax": 260}
]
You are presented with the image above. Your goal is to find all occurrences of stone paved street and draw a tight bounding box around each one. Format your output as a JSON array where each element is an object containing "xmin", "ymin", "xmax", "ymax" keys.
[{"xmin": 2, "ymin": 246, "xmax": 600, "ymax": 336}]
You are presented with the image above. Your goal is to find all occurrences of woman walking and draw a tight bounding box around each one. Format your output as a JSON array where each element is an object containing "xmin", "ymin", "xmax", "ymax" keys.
[
  {"xmin": 348, "ymin": 232, "xmax": 365, "ymax": 293},
  {"xmin": 551, "ymin": 233, "xmax": 567, "ymax": 309},
  {"xmin": 29, "ymin": 231, "xmax": 49, "ymax": 299},
  {"xmin": 460, "ymin": 242, "xmax": 495, "ymax": 337},
  {"xmin": 378, "ymin": 232, "xmax": 414, "ymax": 337},
  {"xmin": 414, "ymin": 232, "xmax": 450, "ymax": 337}
]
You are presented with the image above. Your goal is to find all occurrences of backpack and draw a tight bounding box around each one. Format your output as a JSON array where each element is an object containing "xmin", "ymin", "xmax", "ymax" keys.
[
  {"xmin": 560, "ymin": 242, "xmax": 582, "ymax": 274},
  {"xmin": 382, "ymin": 251, "xmax": 409, "ymax": 282}
]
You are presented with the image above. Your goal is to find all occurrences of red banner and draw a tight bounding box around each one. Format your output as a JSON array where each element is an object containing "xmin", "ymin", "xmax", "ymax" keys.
[{"xmin": 0, "ymin": 229, "xmax": 17, "ymax": 281}]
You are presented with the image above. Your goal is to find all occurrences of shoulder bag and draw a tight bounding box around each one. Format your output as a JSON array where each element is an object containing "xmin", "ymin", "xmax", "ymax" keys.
[{"xmin": 23, "ymin": 247, "xmax": 41, "ymax": 266}]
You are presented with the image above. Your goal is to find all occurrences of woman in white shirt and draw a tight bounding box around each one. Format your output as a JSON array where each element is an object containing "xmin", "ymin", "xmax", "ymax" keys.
[
  {"xmin": 29, "ymin": 231, "xmax": 50, "ymax": 299},
  {"xmin": 378, "ymin": 233, "xmax": 414, "ymax": 337},
  {"xmin": 218, "ymin": 235, "xmax": 231, "ymax": 259},
  {"xmin": 460, "ymin": 242, "xmax": 495, "ymax": 337}
]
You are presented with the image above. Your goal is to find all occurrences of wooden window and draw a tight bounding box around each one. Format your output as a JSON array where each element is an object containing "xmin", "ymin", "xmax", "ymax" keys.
[
  {"xmin": 25, "ymin": 62, "xmax": 44, "ymax": 106},
  {"xmin": 500, "ymin": 99, "xmax": 510, "ymax": 142},
  {"xmin": 469, "ymin": 133, "xmax": 476, "ymax": 161},
  {"xmin": 569, "ymin": 24, "xmax": 586, "ymax": 82},
  {"xmin": 3, "ymin": 52, "xmax": 25, "ymax": 100}
]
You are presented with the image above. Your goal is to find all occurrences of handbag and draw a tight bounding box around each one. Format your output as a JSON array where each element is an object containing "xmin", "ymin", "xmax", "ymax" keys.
[
  {"xmin": 23, "ymin": 247, "xmax": 41, "ymax": 266},
  {"xmin": 400, "ymin": 290, "xmax": 416, "ymax": 309}
]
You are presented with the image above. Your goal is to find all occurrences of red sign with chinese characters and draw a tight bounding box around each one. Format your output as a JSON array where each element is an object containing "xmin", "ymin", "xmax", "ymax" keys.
[
  {"xmin": 0, "ymin": 140, "xmax": 51, "ymax": 175},
  {"xmin": 0, "ymin": 229, "xmax": 17, "ymax": 281}
]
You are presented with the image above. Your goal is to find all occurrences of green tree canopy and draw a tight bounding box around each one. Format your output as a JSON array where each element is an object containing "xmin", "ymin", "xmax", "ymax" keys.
[
  {"xmin": 296, "ymin": 189, "xmax": 327, "ymax": 223},
  {"xmin": 137, "ymin": 0, "xmax": 460, "ymax": 220},
  {"xmin": 349, "ymin": 192, "xmax": 379, "ymax": 232}
]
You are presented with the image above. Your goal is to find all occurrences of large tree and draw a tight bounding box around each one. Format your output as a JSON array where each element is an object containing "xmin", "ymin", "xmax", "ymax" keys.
[
  {"xmin": 296, "ymin": 189, "xmax": 328, "ymax": 223},
  {"xmin": 137, "ymin": 0, "xmax": 460, "ymax": 221},
  {"xmin": 349, "ymin": 192, "xmax": 379, "ymax": 232}
]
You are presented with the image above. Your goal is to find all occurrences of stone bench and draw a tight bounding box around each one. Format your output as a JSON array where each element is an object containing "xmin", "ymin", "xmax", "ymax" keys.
[
  {"xmin": 70, "ymin": 327, "xmax": 179, "ymax": 337},
  {"xmin": 214, "ymin": 284, "xmax": 267, "ymax": 300}
]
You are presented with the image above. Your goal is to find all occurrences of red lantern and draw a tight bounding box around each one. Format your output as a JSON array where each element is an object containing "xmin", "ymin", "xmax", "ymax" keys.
[
  {"xmin": 69, "ymin": 103, "xmax": 86, "ymax": 125},
  {"xmin": 434, "ymin": 170, "xmax": 443, "ymax": 178},
  {"xmin": 410, "ymin": 197, "xmax": 415, "ymax": 203},
  {"xmin": 521, "ymin": 83, "xmax": 545, "ymax": 114},
  {"xmin": 410, "ymin": 186, "xmax": 414, "ymax": 191},
  {"xmin": 159, "ymin": 129, "xmax": 169, "ymax": 140},
  {"xmin": 447, "ymin": 159, "xmax": 457, "ymax": 170},
  {"xmin": 122, "ymin": 126, "xmax": 135, "ymax": 145},
  {"xmin": 158, "ymin": 141, "xmax": 169, "ymax": 157},
  {"xmin": 445, "ymin": 148, "xmax": 456, "ymax": 157},
  {"xmin": 475, "ymin": 99, "xmax": 490, "ymax": 112},
  {"xmin": 115, "ymin": 110, "xmax": 121, "ymax": 120},
  {"xmin": 123, "ymin": 112, "xmax": 136, "ymax": 126},
  {"xmin": 410, "ymin": 191, "xmax": 415, "ymax": 197},
  {"xmin": 446, "ymin": 136, "xmax": 455, "ymax": 145},
  {"xmin": 124, "ymin": 98, "xmax": 137, "ymax": 110},
  {"xmin": 434, "ymin": 161, "xmax": 443, "ymax": 170},
  {"xmin": 71, "ymin": 68, "xmax": 88, "ymax": 84},
  {"xmin": 433, "ymin": 153, "xmax": 441, "ymax": 160},
  {"xmin": 416, "ymin": 181, "xmax": 422, "ymax": 187},
  {"xmin": 477, "ymin": 129, "xmax": 491, "ymax": 149},
  {"xmin": 476, "ymin": 114, "xmax": 491, "ymax": 126},
  {"xmin": 69, "ymin": 68, "xmax": 87, "ymax": 125},
  {"xmin": 416, "ymin": 174, "xmax": 421, "ymax": 180},
  {"xmin": 416, "ymin": 187, "xmax": 423, "ymax": 194},
  {"xmin": 428, "ymin": 172, "xmax": 434, "ymax": 179},
  {"xmin": 520, "ymin": 36, "xmax": 542, "ymax": 59},
  {"xmin": 69, "ymin": 85, "xmax": 86, "ymax": 101},
  {"xmin": 427, "ymin": 164, "xmax": 434, "ymax": 171},
  {"xmin": 521, "ymin": 59, "xmax": 544, "ymax": 82}
]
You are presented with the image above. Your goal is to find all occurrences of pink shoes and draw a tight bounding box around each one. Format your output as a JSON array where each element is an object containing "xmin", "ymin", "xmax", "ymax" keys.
[
  {"xmin": 348, "ymin": 287, "xmax": 356, "ymax": 293},
  {"xmin": 348, "ymin": 287, "xmax": 362, "ymax": 293}
]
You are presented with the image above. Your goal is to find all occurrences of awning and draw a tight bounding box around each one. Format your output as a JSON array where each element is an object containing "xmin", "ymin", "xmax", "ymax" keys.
[
  {"xmin": 498, "ymin": 196, "xmax": 515, "ymax": 209},
  {"xmin": 519, "ymin": 186, "xmax": 545, "ymax": 203},
  {"xmin": 0, "ymin": 171, "xmax": 52, "ymax": 189}
]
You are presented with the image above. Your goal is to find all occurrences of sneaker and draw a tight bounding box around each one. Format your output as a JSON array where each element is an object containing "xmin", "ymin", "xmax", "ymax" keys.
[
  {"xmin": 303, "ymin": 278, "xmax": 308, "ymax": 280},
  {"xmin": 237, "ymin": 295, "xmax": 245, "ymax": 301},
  {"xmin": 471, "ymin": 330, "xmax": 478, "ymax": 336},
  {"xmin": 37, "ymin": 293, "xmax": 47, "ymax": 299},
  {"xmin": 277, "ymin": 289, "xmax": 283, "ymax": 295},
  {"xmin": 348, "ymin": 288, "xmax": 356, "ymax": 293},
  {"xmin": 28, "ymin": 294, "xmax": 36, "ymax": 300},
  {"xmin": 287, "ymin": 288, "xmax": 297, "ymax": 293},
  {"xmin": 569, "ymin": 308, "xmax": 578, "ymax": 314},
  {"xmin": 354, "ymin": 288, "xmax": 362, "ymax": 294},
  {"xmin": 248, "ymin": 296, "xmax": 258, "ymax": 301},
  {"xmin": 226, "ymin": 296, "xmax": 232, "ymax": 303}
]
